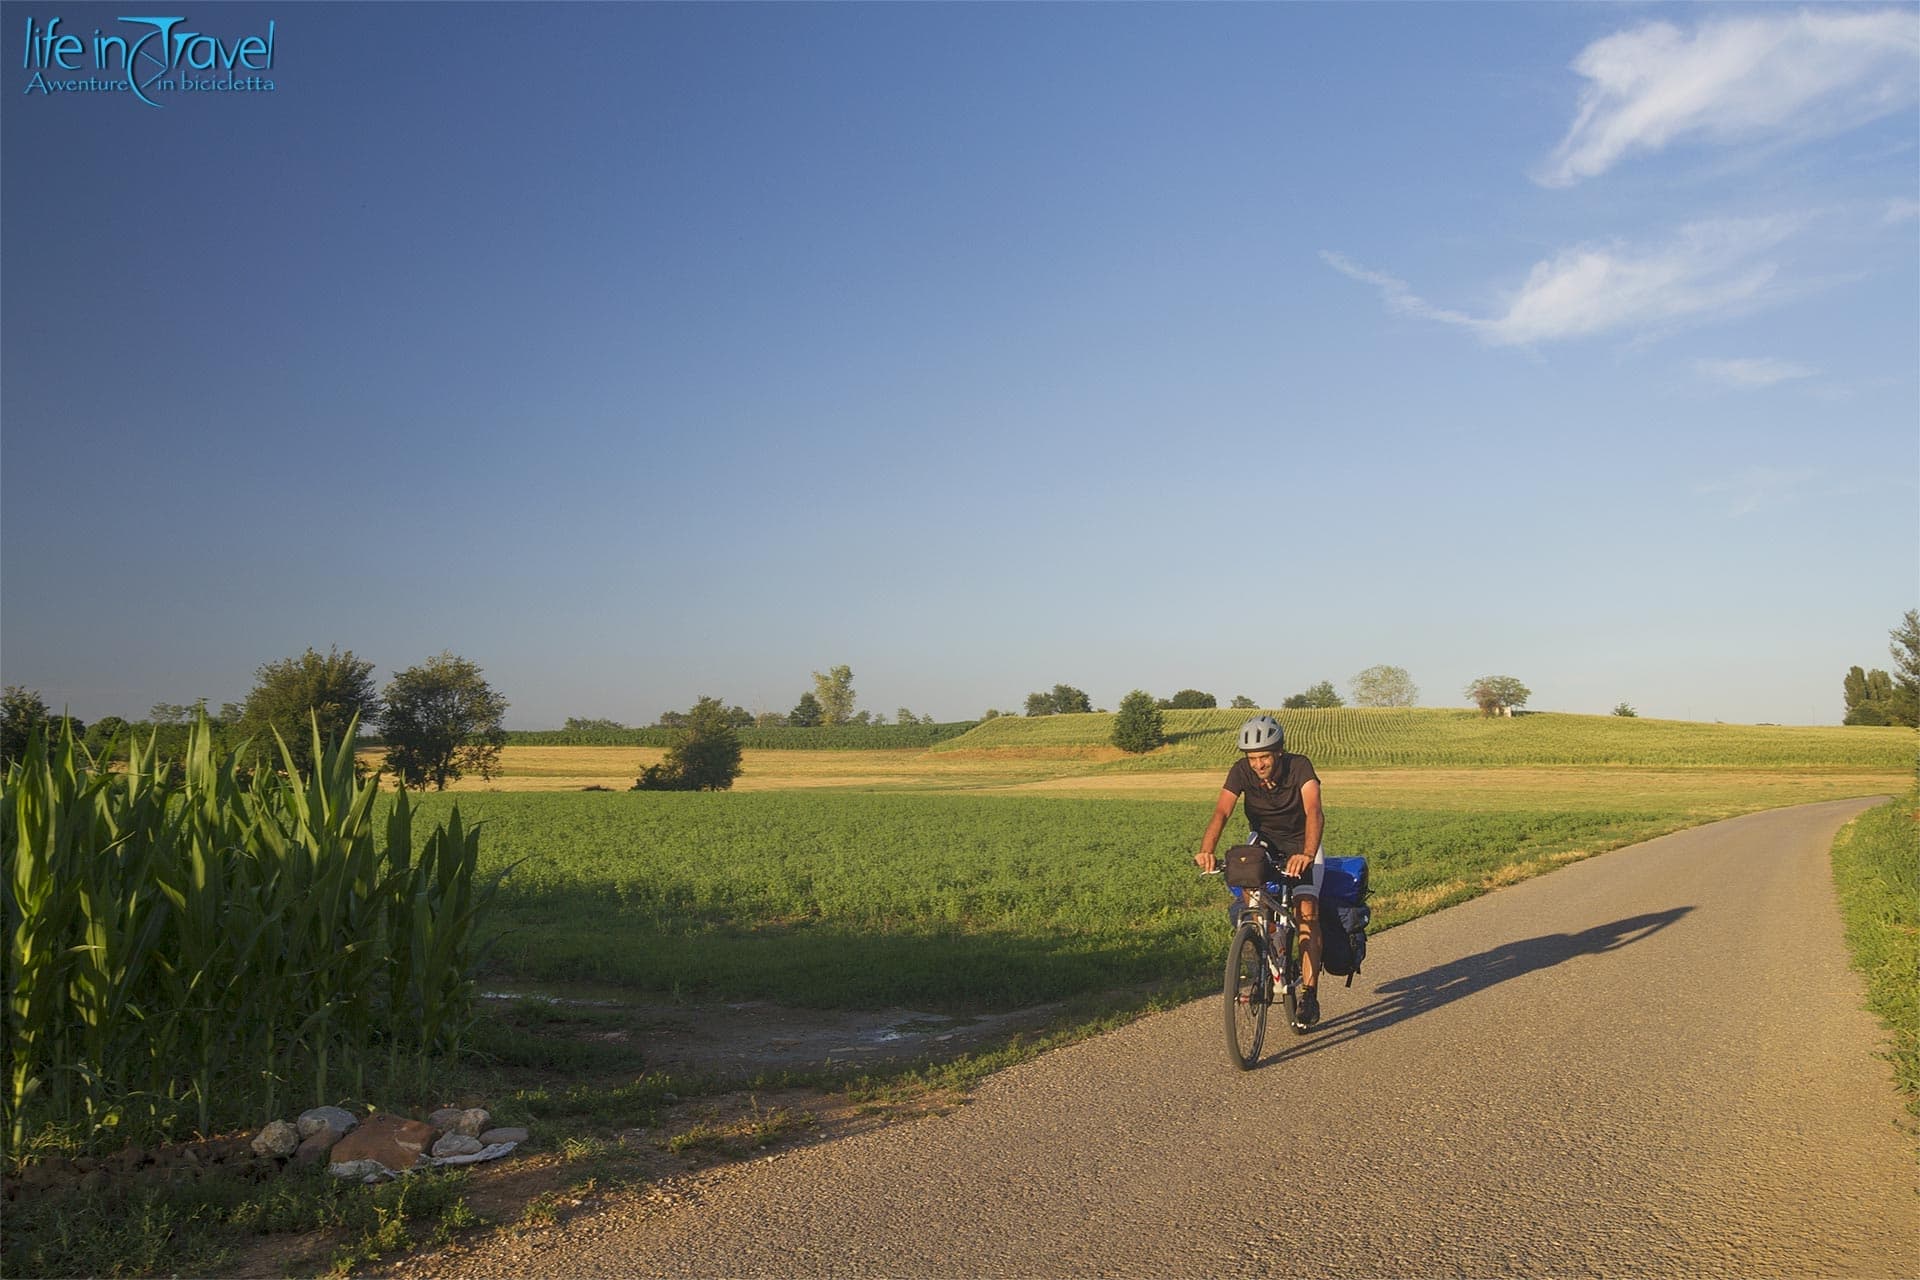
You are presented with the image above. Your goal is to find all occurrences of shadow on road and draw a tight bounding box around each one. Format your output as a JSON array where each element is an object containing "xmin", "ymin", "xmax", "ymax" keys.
[{"xmin": 1256, "ymin": 907, "xmax": 1693, "ymax": 1068}]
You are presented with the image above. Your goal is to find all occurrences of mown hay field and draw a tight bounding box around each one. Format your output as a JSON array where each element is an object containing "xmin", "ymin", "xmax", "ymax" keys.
[{"xmin": 353, "ymin": 746, "xmax": 1111, "ymax": 793}]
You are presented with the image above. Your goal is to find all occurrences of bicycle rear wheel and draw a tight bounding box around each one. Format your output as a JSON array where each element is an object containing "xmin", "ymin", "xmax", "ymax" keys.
[
  {"xmin": 1223, "ymin": 923, "xmax": 1269, "ymax": 1070},
  {"xmin": 1283, "ymin": 933, "xmax": 1305, "ymax": 1033}
]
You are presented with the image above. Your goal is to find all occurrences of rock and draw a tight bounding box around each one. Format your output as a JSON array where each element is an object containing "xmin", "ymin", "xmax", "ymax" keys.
[
  {"xmin": 479, "ymin": 1127, "xmax": 529, "ymax": 1145},
  {"xmin": 293, "ymin": 1128, "xmax": 342, "ymax": 1166},
  {"xmin": 298, "ymin": 1106, "xmax": 358, "ymax": 1139},
  {"xmin": 431, "ymin": 1133, "xmax": 483, "ymax": 1158},
  {"xmin": 327, "ymin": 1158, "xmax": 389, "ymax": 1182},
  {"xmin": 452, "ymin": 1108, "xmax": 491, "ymax": 1137},
  {"xmin": 251, "ymin": 1120, "xmax": 300, "ymax": 1158},
  {"xmin": 325, "ymin": 1113, "xmax": 436, "ymax": 1172},
  {"xmin": 427, "ymin": 1107, "xmax": 466, "ymax": 1132}
]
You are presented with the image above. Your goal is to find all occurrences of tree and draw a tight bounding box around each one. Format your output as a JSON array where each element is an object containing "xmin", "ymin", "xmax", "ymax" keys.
[
  {"xmin": 812, "ymin": 665, "xmax": 857, "ymax": 725},
  {"xmin": 656, "ymin": 710, "xmax": 689, "ymax": 729},
  {"xmin": 1466, "ymin": 675, "xmax": 1531, "ymax": 717},
  {"xmin": 896, "ymin": 707, "xmax": 923, "ymax": 727},
  {"xmin": 1051, "ymin": 684, "xmax": 1092, "ymax": 714},
  {"xmin": 1843, "ymin": 666, "xmax": 1871, "ymax": 718},
  {"xmin": 83, "ymin": 714, "xmax": 131, "ymax": 757},
  {"xmin": 634, "ymin": 695, "xmax": 743, "ymax": 791},
  {"xmin": 1282, "ymin": 681, "xmax": 1344, "ymax": 710},
  {"xmin": 1111, "ymin": 689, "xmax": 1166, "ymax": 753},
  {"xmin": 1, "ymin": 686, "xmax": 53, "ymax": 765},
  {"xmin": 1887, "ymin": 609, "xmax": 1919, "ymax": 727},
  {"xmin": 1026, "ymin": 684, "xmax": 1092, "ymax": 715},
  {"xmin": 236, "ymin": 646, "xmax": 379, "ymax": 775},
  {"xmin": 380, "ymin": 652, "xmax": 509, "ymax": 791},
  {"xmin": 1229, "ymin": 694, "xmax": 1257, "ymax": 710},
  {"xmin": 1159, "ymin": 689, "xmax": 1216, "ymax": 710},
  {"xmin": 1844, "ymin": 664, "xmax": 1909, "ymax": 726},
  {"xmin": 755, "ymin": 710, "xmax": 788, "ymax": 728},
  {"xmin": 981, "ymin": 708, "xmax": 1003, "ymax": 720},
  {"xmin": 1612, "ymin": 702, "xmax": 1638, "ymax": 717},
  {"xmin": 564, "ymin": 717, "xmax": 626, "ymax": 732},
  {"xmin": 1350, "ymin": 665, "xmax": 1418, "ymax": 708},
  {"xmin": 789, "ymin": 692, "xmax": 824, "ymax": 728}
]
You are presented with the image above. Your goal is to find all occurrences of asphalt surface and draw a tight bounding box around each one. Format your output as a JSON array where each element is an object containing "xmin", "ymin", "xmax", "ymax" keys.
[{"xmin": 400, "ymin": 798, "xmax": 1918, "ymax": 1278}]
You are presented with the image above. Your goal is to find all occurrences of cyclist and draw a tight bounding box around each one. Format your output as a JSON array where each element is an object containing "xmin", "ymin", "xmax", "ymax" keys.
[{"xmin": 1194, "ymin": 715, "xmax": 1326, "ymax": 1025}]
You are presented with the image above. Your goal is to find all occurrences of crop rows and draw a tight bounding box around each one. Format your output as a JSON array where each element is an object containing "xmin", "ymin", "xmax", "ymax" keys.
[{"xmin": 937, "ymin": 707, "xmax": 1916, "ymax": 770}]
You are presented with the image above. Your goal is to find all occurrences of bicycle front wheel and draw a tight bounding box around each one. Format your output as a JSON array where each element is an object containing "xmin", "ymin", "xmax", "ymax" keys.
[{"xmin": 1223, "ymin": 923, "xmax": 1269, "ymax": 1071}]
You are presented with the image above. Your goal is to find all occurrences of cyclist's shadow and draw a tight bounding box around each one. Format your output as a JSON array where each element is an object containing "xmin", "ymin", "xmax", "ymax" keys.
[{"xmin": 1256, "ymin": 907, "xmax": 1693, "ymax": 1067}]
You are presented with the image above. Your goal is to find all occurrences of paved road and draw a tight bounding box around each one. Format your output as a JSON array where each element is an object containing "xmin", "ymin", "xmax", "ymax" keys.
[{"xmin": 408, "ymin": 799, "xmax": 1918, "ymax": 1278}]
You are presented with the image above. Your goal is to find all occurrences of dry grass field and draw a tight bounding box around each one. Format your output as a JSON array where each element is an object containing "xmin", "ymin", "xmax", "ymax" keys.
[
  {"xmin": 355, "ymin": 745, "xmax": 1907, "ymax": 819},
  {"xmin": 353, "ymin": 746, "xmax": 1112, "ymax": 793}
]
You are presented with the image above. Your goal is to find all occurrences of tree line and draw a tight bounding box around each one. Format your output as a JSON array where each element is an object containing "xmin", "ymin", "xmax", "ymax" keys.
[
  {"xmin": 0, "ymin": 646, "xmax": 508, "ymax": 791},
  {"xmin": 1841, "ymin": 609, "xmax": 1919, "ymax": 727}
]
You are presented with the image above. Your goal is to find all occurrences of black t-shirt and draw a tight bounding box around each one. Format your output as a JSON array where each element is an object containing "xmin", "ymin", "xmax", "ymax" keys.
[{"xmin": 1222, "ymin": 753, "xmax": 1321, "ymax": 855}]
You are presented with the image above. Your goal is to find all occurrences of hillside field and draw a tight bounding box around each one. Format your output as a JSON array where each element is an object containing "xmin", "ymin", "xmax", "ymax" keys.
[
  {"xmin": 356, "ymin": 706, "xmax": 1914, "ymax": 794},
  {"xmin": 935, "ymin": 706, "xmax": 1918, "ymax": 770}
]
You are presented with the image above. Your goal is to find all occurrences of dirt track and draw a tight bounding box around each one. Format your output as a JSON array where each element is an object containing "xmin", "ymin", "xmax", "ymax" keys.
[{"xmin": 390, "ymin": 798, "xmax": 1917, "ymax": 1278}]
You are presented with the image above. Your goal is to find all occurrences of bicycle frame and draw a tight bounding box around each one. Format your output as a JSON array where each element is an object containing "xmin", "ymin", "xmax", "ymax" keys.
[{"xmin": 1235, "ymin": 881, "xmax": 1298, "ymax": 992}]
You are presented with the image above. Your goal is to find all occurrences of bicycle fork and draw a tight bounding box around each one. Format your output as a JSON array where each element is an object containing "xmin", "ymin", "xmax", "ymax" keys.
[{"xmin": 1262, "ymin": 917, "xmax": 1294, "ymax": 999}]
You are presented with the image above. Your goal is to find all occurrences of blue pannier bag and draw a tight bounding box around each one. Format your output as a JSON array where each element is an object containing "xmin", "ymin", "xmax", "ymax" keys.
[{"xmin": 1317, "ymin": 855, "xmax": 1371, "ymax": 986}]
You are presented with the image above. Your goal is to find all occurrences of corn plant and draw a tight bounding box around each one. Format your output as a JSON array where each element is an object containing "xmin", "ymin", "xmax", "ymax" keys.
[{"xmin": 1, "ymin": 717, "xmax": 501, "ymax": 1155}]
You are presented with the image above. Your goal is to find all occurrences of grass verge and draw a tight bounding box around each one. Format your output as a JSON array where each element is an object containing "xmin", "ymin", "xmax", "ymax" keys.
[
  {"xmin": 0, "ymin": 1159, "xmax": 488, "ymax": 1279},
  {"xmin": 1830, "ymin": 791, "xmax": 1920, "ymax": 1121}
]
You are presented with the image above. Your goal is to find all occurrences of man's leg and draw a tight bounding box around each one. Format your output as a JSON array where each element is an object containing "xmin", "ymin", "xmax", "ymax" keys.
[{"xmin": 1294, "ymin": 894, "xmax": 1322, "ymax": 989}]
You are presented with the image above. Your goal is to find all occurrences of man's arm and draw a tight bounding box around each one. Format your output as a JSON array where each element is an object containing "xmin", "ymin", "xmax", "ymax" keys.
[
  {"xmin": 1285, "ymin": 778, "xmax": 1324, "ymax": 879},
  {"xmin": 1195, "ymin": 788, "xmax": 1239, "ymax": 871}
]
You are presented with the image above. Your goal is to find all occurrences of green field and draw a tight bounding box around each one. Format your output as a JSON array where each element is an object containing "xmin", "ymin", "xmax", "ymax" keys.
[
  {"xmin": 399, "ymin": 785, "xmax": 1818, "ymax": 1012},
  {"xmin": 380, "ymin": 711, "xmax": 1911, "ymax": 1011},
  {"xmin": 937, "ymin": 706, "xmax": 1918, "ymax": 771}
]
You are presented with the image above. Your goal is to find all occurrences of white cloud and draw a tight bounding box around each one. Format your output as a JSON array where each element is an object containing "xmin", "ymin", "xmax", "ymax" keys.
[
  {"xmin": 1693, "ymin": 356, "xmax": 1819, "ymax": 389},
  {"xmin": 1539, "ymin": 9, "xmax": 1920, "ymax": 188},
  {"xmin": 1695, "ymin": 465, "xmax": 1824, "ymax": 516},
  {"xmin": 1322, "ymin": 216, "xmax": 1800, "ymax": 347},
  {"xmin": 1317, "ymin": 252, "xmax": 1478, "ymax": 329}
]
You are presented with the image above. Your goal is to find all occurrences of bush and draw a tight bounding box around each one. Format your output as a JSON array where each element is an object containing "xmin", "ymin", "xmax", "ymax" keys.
[
  {"xmin": 634, "ymin": 696, "xmax": 743, "ymax": 791},
  {"xmin": 1111, "ymin": 690, "xmax": 1166, "ymax": 754}
]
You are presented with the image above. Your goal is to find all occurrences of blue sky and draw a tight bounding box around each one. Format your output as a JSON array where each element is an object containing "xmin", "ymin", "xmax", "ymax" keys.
[{"xmin": 3, "ymin": 2, "xmax": 1915, "ymax": 728}]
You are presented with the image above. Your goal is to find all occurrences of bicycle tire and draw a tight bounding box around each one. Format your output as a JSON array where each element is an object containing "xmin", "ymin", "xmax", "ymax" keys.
[
  {"xmin": 1284, "ymin": 918, "xmax": 1307, "ymax": 1034},
  {"xmin": 1223, "ymin": 923, "xmax": 1269, "ymax": 1070}
]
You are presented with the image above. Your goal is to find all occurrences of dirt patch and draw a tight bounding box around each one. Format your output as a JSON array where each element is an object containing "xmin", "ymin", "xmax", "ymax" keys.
[{"xmin": 480, "ymin": 986, "xmax": 1061, "ymax": 1075}]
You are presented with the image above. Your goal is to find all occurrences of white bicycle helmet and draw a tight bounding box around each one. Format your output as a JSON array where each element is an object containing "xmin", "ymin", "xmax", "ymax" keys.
[{"xmin": 1236, "ymin": 714, "xmax": 1284, "ymax": 753}]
